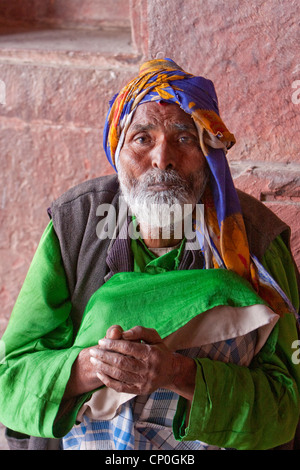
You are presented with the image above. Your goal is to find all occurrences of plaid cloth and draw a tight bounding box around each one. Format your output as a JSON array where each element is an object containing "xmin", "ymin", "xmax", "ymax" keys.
[{"xmin": 62, "ymin": 330, "xmax": 257, "ymax": 450}]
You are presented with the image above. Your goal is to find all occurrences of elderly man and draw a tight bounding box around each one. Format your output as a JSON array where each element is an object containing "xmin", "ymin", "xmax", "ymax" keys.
[{"xmin": 0, "ymin": 59, "xmax": 299, "ymax": 451}]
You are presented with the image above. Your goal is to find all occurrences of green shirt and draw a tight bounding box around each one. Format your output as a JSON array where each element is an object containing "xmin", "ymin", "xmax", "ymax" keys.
[
  {"xmin": 131, "ymin": 237, "xmax": 186, "ymax": 273},
  {"xmin": 0, "ymin": 220, "xmax": 299, "ymax": 449}
]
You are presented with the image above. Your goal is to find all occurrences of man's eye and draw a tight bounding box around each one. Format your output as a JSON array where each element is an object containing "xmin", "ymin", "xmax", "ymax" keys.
[
  {"xmin": 178, "ymin": 135, "xmax": 195, "ymax": 144},
  {"xmin": 134, "ymin": 135, "xmax": 150, "ymax": 144}
]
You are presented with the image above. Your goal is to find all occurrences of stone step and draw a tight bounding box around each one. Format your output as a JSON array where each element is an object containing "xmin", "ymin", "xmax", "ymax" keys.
[
  {"xmin": 0, "ymin": 0, "xmax": 131, "ymax": 30},
  {"xmin": 0, "ymin": 25, "xmax": 139, "ymax": 68}
]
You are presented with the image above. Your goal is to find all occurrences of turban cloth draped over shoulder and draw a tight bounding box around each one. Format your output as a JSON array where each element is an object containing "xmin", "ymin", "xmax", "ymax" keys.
[{"xmin": 103, "ymin": 58, "xmax": 297, "ymax": 318}]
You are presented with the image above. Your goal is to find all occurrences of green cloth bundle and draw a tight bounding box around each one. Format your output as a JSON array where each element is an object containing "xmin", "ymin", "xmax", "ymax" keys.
[{"xmin": 74, "ymin": 269, "xmax": 265, "ymax": 348}]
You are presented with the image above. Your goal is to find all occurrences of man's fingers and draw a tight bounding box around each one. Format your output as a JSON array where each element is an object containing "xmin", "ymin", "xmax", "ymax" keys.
[
  {"xmin": 97, "ymin": 337, "xmax": 153, "ymax": 361},
  {"xmin": 105, "ymin": 324, "xmax": 124, "ymax": 340},
  {"xmin": 122, "ymin": 326, "xmax": 162, "ymax": 344},
  {"xmin": 90, "ymin": 351, "xmax": 146, "ymax": 392},
  {"xmin": 92, "ymin": 356, "xmax": 139, "ymax": 382},
  {"xmin": 96, "ymin": 370, "xmax": 140, "ymax": 395},
  {"xmin": 90, "ymin": 347, "xmax": 147, "ymax": 376}
]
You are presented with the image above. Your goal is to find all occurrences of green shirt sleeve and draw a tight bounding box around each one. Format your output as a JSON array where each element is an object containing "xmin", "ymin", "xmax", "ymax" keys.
[
  {"xmin": 173, "ymin": 235, "xmax": 300, "ymax": 450},
  {"xmin": 0, "ymin": 220, "xmax": 85, "ymax": 438}
]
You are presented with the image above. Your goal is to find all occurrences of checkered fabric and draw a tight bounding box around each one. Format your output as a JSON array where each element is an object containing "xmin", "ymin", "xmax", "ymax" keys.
[{"xmin": 62, "ymin": 330, "xmax": 257, "ymax": 450}]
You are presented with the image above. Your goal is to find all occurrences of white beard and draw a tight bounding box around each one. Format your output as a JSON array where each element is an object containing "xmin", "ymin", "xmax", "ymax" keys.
[{"xmin": 118, "ymin": 163, "xmax": 209, "ymax": 240}]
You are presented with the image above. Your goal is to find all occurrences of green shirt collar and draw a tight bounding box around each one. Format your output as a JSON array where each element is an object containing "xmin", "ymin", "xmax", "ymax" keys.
[{"xmin": 131, "ymin": 236, "xmax": 186, "ymax": 274}]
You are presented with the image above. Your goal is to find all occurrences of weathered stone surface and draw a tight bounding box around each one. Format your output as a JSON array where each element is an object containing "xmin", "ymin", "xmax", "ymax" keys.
[
  {"xmin": 0, "ymin": 58, "xmax": 139, "ymax": 128},
  {"xmin": 229, "ymin": 160, "xmax": 300, "ymax": 268},
  {"xmin": 0, "ymin": 0, "xmax": 130, "ymax": 29},
  {"xmin": 264, "ymin": 203, "xmax": 300, "ymax": 268},
  {"xmin": 230, "ymin": 161, "xmax": 300, "ymax": 201},
  {"xmin": 133, "ymin": 0, "xmax": 300, "ymax": 165}
]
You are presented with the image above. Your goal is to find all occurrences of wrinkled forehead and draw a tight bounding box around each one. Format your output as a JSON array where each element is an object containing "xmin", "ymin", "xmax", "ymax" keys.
[{"xmin": 127, "ymin": 101, "xmax": 197, "ymax": 133}]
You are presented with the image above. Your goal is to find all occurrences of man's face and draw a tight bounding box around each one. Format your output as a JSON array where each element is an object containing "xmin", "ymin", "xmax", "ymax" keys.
[{"xmin": 118, "ymin": 101, "xmax": 209, "ymax": 231}]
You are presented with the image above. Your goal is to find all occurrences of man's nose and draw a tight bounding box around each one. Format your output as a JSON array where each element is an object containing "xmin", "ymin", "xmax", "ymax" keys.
[{"xmin": 151, "ymin": 138, "xmax": 175, "ymax": 170}]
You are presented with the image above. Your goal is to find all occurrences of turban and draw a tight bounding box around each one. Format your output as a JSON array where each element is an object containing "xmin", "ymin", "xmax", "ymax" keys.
[{"xmin": 103, "ymin": 58, "xmax": 296, "ymax": 318}]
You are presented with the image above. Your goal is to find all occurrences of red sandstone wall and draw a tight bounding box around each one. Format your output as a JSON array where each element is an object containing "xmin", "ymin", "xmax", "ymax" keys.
[
  {"xmin": 0, "ymin": 0, "xmax": 130, "ymax": 29},
  {"xmin": 0, "ymin": 0, "xmax": 299, "ymax": 336},
  {"xmin": 0, "ymin": 1, "xmax": 137, "ymax": 336}
]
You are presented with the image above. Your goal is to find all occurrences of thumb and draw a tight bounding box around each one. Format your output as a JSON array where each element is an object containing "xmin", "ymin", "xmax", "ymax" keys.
[
  {"xmin": 122, "ymin": 326, "xmax": 162, "ymax": 344},
  {"xmin": 105, "ymin": 324, "xmax": 124, "ymax": 340}
]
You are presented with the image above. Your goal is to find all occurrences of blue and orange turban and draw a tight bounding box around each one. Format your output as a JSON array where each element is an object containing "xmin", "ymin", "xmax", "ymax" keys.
[{"xmin": 103, "ymin": 58, "xmax": 296, "ymax": 317}]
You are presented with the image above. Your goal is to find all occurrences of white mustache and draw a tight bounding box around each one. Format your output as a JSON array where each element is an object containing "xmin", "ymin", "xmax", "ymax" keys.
[{"xmin": 137, "ymin": 169, "xmax": 190, "ymax": 192}]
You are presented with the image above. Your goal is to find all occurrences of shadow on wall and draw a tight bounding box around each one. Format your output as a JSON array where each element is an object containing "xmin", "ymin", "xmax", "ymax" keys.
[{"xmin": 0, "ymin": 0, "xmax": 130, "ymax": 30}]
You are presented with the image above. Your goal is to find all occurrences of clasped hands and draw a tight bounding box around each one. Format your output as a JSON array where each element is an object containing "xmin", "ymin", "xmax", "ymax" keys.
[
  {"xmin": 89, "ymin": 324, "xmax": 180, "ymax": 396},
  {"xmin": 65, "ymin": 324, "xmax": 196, "ymax": 401}
]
